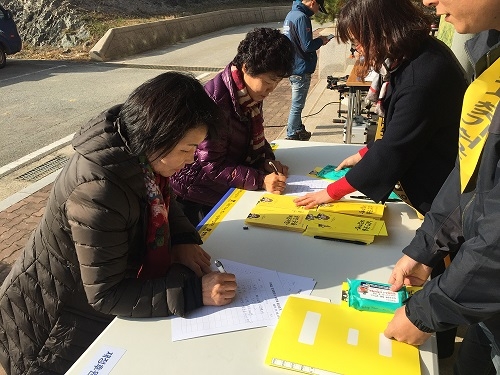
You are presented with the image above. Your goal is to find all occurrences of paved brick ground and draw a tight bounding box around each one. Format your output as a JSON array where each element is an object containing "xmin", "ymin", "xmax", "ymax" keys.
[{"xmin": 0, "ymin": 185, "xmax": 52, "ymax": 283}]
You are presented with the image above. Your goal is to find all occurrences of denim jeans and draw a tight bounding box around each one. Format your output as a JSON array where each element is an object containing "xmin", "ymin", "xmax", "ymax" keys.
[{"xmin": 287, "ymin": 74, "xmax": 312, "ymax": 137}]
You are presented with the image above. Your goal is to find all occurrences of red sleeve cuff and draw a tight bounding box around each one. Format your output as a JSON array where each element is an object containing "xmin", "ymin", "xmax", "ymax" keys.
[
  {"xmin": 326, "ymin": 177, "xmax": 356, "ymax": 201},
  {"xmin": 358, "ymin": 146, "xmax": 369, "ymax": 157}
]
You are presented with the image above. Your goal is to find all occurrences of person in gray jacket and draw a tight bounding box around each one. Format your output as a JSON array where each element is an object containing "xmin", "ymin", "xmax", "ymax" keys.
[
  {"xmin": 0, "ymin": 72, "xmax": 237, "ymax": 375},
  {"xmin": 384, "ymin": 0, "xmax": 500, "ymax": 373}
]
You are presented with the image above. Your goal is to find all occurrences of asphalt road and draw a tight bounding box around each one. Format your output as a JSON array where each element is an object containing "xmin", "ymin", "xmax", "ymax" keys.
[{"xmin": 0, "ymin": 21, "xmax": 284, "ymax": 169}]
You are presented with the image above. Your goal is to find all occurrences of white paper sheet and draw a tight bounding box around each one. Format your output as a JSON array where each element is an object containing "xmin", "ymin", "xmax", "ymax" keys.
[
  {"xmin": 284, "ymin": 174, "xmax": 331, "ymax": 196},
  {"xmin": 171, "ymin": 259, "xmax": 315, "ymax": 341}
]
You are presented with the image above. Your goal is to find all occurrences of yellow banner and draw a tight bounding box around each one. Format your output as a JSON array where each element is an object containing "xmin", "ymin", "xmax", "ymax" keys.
[
  {"xmin": 459, "ymin": 58, "xmax": 500, "ymax": 191},
  {"xmin": 198, "ymin": 188, "xmax": 245, "ymax": 241}
]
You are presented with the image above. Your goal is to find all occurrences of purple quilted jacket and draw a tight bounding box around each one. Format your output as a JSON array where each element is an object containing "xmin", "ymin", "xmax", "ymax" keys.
[{"xmin": 170, "ymin": 64, "xmax": 275, "ymax": 206}]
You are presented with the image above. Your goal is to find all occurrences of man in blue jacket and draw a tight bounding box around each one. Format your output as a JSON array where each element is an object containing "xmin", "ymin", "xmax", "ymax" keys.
[{"xmin": 283, "ymin": 0, "xmax": 330, "ymax": 141}]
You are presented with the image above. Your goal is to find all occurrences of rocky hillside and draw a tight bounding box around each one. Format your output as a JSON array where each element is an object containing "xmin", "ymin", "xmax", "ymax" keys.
[{"xmin": 3, "ymin": 0, "xmax": 290, "ymax": 49}]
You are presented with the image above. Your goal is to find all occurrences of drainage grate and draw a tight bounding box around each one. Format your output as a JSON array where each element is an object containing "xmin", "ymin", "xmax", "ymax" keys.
[
  {"xmin": 16, "ymin": 155, "xmax": 69, "ymax": 182},
  {"xmin": 99, "ymin": 63, "xmax": 224, "ymax": 72}
]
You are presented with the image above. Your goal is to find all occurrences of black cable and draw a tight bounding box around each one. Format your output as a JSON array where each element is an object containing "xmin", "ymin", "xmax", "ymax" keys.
[{"xmin": 302, "ymin": 101, "xmax": 340, "ymax": 118}]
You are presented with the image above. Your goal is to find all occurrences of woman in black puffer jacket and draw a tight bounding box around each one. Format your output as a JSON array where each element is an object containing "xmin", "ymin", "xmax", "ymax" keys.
[{"xmin": 0, "ymin": 72, "xmax": 237, "ymax": 375}]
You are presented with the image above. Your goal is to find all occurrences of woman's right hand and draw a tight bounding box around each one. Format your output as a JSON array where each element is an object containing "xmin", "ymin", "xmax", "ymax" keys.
[
  {"xmin": 262, "ymin": 173, "xmax": 287, "ymax": 194},
  {"xmin": 202, "ymin": 272, "xmax": 237, "ymax": 306}
]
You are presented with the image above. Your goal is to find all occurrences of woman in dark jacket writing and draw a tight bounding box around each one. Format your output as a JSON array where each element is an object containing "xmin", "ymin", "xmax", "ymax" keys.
[
  {"xmin": 0, "ymin": 72, "xmax": 237, "ymax": 375},
  {"xmin": 170, "ymin": 27, "xmax": 294, "ymax": 225}
]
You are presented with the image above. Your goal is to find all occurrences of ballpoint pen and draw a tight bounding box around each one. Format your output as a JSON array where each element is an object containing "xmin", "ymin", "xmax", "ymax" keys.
[
  {"xmin": 349, "ymin": 195, "xmax": 373, "ymax": 200},
  {"xmin": 350, "ymin": 195, "xmax": 400, "ymax": 202},
  {"xmin": 214, "ymin": 259, "xmax": 226, "ymax": 273},
  {"xmin": 268, "ymin": 161, "xmax": 279, "ymax": 175},
  {"xmin": 313, "ymin": 235, "xmax": 366, "ymax": 245}
]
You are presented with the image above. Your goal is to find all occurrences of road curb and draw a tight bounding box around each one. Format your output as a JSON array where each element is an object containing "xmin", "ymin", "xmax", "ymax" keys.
[{"xmin": 0, "ymin": 134, "xmax": 73, "ymax": 179}]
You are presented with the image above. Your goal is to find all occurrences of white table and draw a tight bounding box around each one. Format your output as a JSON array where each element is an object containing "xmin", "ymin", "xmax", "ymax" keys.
[{"xmin": 66, "ymin": 140, "xmax": 438, "ymax": 375}]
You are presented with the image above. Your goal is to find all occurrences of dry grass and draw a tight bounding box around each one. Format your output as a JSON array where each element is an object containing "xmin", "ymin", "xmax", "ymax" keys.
[
  {"xmin": 11, "ymin": 1, "xmax": 290, "ymax": 61},
  {"xmin": 13, "ymin": 44, "xmax": 92, "ymax": 61}
]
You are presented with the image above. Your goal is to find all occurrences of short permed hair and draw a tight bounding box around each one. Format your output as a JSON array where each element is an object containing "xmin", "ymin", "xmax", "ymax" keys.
[{"xmin": 232, "ymin": 27, "xmax": 294, "ymax": 78}]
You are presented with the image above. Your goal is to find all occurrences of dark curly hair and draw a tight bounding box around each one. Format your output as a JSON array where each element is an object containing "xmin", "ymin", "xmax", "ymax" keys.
[
  {"xmin": 337, "ymin": 0, "xmax": 432, "ymax": 77},
  {"xmin": 232, "ymin": 27, "xmax": 294, "ymax": 78}
]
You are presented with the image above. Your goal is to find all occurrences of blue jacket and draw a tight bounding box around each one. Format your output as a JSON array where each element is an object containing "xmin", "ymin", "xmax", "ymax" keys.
[{"xmin": 283, "ymin": 2, "xmax": 323, "ymax": 75}]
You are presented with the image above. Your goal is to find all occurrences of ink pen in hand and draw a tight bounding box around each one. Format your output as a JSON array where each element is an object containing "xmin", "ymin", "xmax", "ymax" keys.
[
  {"xmin": 214, "ymin": 259, "xmax": 226, "ymax": 273},
  {"xmin": 268, "ymin": 161, "xmax": 279, "ymax": 175}
]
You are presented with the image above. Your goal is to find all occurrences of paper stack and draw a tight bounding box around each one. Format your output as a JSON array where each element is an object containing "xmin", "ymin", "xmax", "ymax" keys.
[{"xmin": 244, "ymin": 194, "xmax": 387, "ymax": 244}]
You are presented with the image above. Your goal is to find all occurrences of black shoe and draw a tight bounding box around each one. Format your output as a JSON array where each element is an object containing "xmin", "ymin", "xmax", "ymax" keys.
[{"xmin": 286, "ymin": 129, "xmax": 311, "ymax": 141}]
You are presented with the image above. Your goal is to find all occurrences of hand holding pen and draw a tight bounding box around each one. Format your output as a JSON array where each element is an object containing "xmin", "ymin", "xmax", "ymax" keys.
[
  {"xmin": 215, "ymin": 259, "xmax": 226, "ymax": 273},
  {"xmin": 201, "ymin": 259, "xmax": 237, "ymax": 306},
  {"xmin": 265, "ymin": 159, "xmax": 288, "ymax": 176},
  {"xmin": 263, "ymin": 160, "xmax": 287, "ymax": 194}
]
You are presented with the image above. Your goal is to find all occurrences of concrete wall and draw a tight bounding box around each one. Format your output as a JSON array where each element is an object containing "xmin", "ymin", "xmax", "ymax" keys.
[{"xmin": 89, "ymin": 6, "xmax": 290, "ymax": 62}]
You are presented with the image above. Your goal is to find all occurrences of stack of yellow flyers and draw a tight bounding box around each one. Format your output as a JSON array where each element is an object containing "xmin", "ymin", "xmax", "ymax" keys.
[
  {"xmin": 303, "ymin": 211, "xmax": 387, "ymax": 245},
  {"xmin": 244, "ymin": 211, "xmax": 308, "ymax": 232},
  {"xmin": 244, "ymin": 194, "xmax": 388, "ymax": 244},
  {"xmin": 244, "ymin": 194, "xmax": 309, "ymax": 232},
  {"xmin": 265, "ymin": 295, "xmax": 421, "ymax": 375},
  {"xmin": 250, "ymin": 194, "xmax": 309, "ymax": 214},
  {"xmin": 318, "ymin": 200, "xmax": 385, "ymax": 219}
]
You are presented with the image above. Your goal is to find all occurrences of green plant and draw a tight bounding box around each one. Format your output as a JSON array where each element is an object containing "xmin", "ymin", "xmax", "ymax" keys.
[
  {"xmin": 313, "ymin": 0, "xmax": 437, "ymax": 25},
  {"xmin": 314, "ymin": 0, "xmax": 343, "ymax": 23}
]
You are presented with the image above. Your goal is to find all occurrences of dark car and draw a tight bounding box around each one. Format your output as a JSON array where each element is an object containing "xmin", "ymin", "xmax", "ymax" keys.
[{"xmin": 0, "ymin": 4, "xmax": 22, "ymax": 68}]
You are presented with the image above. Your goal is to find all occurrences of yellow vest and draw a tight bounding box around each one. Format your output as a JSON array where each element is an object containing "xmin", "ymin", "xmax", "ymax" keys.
[{"xmin": 459, "ymin": 58, "xmax": 500, "ymax": 192}]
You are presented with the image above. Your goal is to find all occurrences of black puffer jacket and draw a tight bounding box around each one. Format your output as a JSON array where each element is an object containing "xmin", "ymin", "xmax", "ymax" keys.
[{"xmin": 0, "ymin": 105, "xmax": 203, "ymax": 374}]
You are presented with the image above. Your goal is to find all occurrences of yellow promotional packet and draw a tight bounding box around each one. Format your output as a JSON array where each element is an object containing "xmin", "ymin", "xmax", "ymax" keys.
[{"xmin": 265, "ymin": 295, "xmax": 420, "ymax": 375}]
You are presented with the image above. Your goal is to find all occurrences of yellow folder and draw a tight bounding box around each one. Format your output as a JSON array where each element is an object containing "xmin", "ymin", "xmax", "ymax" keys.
[{"xmin": 265, "ymin": 296, "xmax": 420, "ymax": 375}]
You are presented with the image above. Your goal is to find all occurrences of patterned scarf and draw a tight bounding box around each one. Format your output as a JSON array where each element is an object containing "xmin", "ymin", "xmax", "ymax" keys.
[
  {"xmin": 365, "ymin": 59, "xmax": 398, "ymax": 117},
  {"xmin": 230, "ymin": 65, "xmax": 266, "ymax": 164},
  {"xmin": 137, "ymin": 156, "xmax": 172, "ymax": 279}
]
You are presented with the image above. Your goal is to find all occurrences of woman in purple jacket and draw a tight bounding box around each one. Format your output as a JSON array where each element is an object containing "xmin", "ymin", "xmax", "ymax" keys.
[{"xmin": 170, "ymin": 28, "xmax": 295, "ymax": 225}]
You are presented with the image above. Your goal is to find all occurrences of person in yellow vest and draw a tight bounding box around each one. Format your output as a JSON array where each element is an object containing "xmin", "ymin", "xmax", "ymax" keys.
[{"xmin": 384, "ymin": 0, "xmax": 500, "ymax": 373}]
